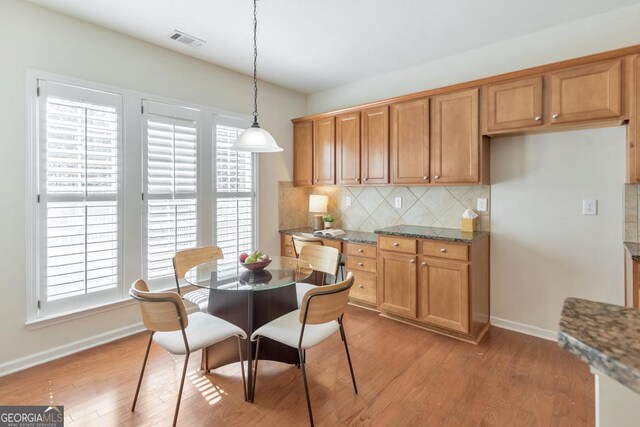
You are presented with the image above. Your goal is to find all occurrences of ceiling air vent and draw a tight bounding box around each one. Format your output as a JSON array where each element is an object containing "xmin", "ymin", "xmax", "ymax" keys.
[{"xmin": 169, "ymin": 30, "xmax": 205, "ymax": 48}]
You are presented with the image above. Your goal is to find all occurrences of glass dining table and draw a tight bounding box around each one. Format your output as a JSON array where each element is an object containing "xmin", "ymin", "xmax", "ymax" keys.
[{"xmin": 185, "ymin": 256, "xmax": 313, "ymax": 402}]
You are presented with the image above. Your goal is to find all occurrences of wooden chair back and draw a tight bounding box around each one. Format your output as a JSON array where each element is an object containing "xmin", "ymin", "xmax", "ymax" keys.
[
  {"xmin": 299, "ymin": 244, "xmax": 340, "ymax": 277},
  {"xmin": 292, "ymin": 235, "xmax": 323, "ymax": 257},
  {"xmin": 299, "ymin": 273, "xmax": 354, "ymax": 325},
  {"xmin": 173, "ymin": 246, "xmax": 223, "ymax": 280},
  {"xmin": 130, "ymin": 279, "xmax": 189, "ymax": 332}
]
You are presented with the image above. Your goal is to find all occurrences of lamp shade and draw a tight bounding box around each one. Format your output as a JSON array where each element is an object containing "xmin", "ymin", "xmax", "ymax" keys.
[
  {"xmin": 231, "ymin": 125, "xmax": 283, "ymax": 153},
  {"xmin": 309, "ymin": 195, "xmax": 328, "ymax": 213}
]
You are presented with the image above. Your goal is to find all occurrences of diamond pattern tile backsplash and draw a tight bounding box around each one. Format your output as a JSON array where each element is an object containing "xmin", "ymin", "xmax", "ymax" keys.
[{"xmin": 279, "ymin": 182, "xmax": 491, "ymax": 232}]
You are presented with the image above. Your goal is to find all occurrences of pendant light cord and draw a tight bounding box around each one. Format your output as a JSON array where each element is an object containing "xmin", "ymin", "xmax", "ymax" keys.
[{"xmin": 252, "ymin": 0, "xmax": 259, "ymax": 126}]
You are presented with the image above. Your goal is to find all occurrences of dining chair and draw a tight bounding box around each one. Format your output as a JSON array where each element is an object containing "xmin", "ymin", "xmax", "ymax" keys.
[
  {"xmin": 250, "ymin": 273, "xmax": 358, "ymax": 427},
  {"xmin": 173, "ymin": 246, "xmax": 224, "ymax": 312},
  {"xmin": 295, "ymin": 244, "xmax": 341, "ymax": 308},
  {"xmin": 130, "ymin": 279, "xmax": 247, "ymax": 427},
  {"xmin": 291, "ymin": 235, "xmax": 345, "ymax": 284}
]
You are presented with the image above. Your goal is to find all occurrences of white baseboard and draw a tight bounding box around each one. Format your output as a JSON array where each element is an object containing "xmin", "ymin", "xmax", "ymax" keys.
[
  {"xmin": 491, "ymin": 316, "xmax": 558, "ymax": 342},
  {"xmin": 0, "ymin": 322, "xmax": 145, "ymax": 377}
]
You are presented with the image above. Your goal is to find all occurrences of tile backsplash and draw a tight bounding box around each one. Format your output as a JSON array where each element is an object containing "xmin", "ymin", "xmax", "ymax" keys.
[
  {"xmin": 625, "ymin": 184, "xmax": 640, "ymax": 242},
  {"xmin": 279, "ymin": 182, "xmax": 491, "ymax": 232}
]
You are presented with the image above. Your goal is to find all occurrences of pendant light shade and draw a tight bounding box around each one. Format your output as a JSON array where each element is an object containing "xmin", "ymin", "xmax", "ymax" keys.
[
  {"xmin": 234, "ymin": 124, "xmax": 283, "ymax": 152},
  {"xmin": 230, "ymin": 0, "xmax": 283, "ymax": 153}
]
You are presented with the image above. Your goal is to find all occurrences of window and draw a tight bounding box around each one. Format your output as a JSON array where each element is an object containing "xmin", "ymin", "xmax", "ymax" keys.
[
  {"xmin": 214, "ymin": 120, "xmax": 256, "ymax": 280},
  {"xmin": 143, "ymin": 101, "xmax": 199, "ymax": 284},
  {"xmin": 28, "ymin": 72, "xmax": 255, "ymax": 322},
  {"xmin": 36, "ymin": 81, "xmax": 123, "ymax": 317}
]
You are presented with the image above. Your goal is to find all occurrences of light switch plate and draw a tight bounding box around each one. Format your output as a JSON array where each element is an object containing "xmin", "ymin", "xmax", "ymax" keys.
[
  {"xmin": 477, "ymin": 198, "xmax": 488, "ymax": 212},
  {"xmin": 346, "ymin": 196, "xmax": 352, "ymax": 207},
  {"xmin": 583, "ymin": 199, "xmax": 597, "ymax": 216},
  {"xmin": 394, "ymin": 197, "xmax": 402, "ymax": 209}
]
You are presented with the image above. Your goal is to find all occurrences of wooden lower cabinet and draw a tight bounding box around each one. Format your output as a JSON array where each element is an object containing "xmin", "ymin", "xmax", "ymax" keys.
[
  {"xmin": 345, "ymin": 242, "xmax": 378, "ymax": 307},
  {"xmin": 417, "ymin": 257, "xmax": 469, "ymax": 333},
  {"xmin": 377, "ymin": 252, "xmax": 417, "ymax": 317}
]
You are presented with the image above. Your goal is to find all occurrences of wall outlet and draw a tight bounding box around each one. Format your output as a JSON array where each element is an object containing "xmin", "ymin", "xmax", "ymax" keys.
[
  {"xmin": 477, "ymin": 198, "xmax": 488, "ymax": 212},
  {"xmin": 583, "ymin": 199, "xmax": 597, "ymax": 216},
  {"xmin": 394, "ymin": 197, "xmax": 402, "ymax": 209},
  {"xmin": 346, "ymin": 196, "xmax": 352, "ymax": 207}
]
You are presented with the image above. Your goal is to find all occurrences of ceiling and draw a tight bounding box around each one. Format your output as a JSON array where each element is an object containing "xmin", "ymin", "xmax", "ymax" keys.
[{"xmin": 28, "ymin": 0, "xmax": 640, "ymax": 94}]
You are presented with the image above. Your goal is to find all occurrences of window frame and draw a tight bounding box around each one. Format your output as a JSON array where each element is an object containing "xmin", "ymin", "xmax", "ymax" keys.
[{"xmin": 26, "ymin": 70, "xmax": 256, "ymax": 325}]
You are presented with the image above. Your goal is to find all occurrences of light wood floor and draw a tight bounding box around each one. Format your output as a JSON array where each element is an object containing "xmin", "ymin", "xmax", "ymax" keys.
[{"xmin": 0, "ymin": 306, "xmax": 594, "ymax": 426}]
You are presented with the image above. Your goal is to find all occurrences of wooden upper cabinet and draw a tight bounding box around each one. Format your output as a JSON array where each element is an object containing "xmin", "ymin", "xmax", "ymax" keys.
[
  {"xmin": 431, "ymin": 88, "xmax": 480, "ymax": 184},
  {"xmin": 485, "ymin": 76, "xmax": 543, "ymax": 132},
  {"xmin": 548, "ymin": 58, "xmax": 623, "ymax": 124},
  {"xmin": 361, "ymin": 106, "xmax": 390, "ymax": 184},
  {"xmin": 313, "ymin": 117, "xmax": 335, "ymax": 185},
  {"xmin": 336, "ymin": 112, "xmax": 361, "ymax": 185},
  {"xmin": 417, "ymin": 257, "xmax": 469, "ymax": 333},
  {"xmin": 390, "ymin": 98, "xmax": 430, "ymax": 184},
  {"xmin": 630, "ymin": 55, "xmax": 640, "ymax": 183},
  {"xmin": 293, "ymin": 121, "xmax": 313, "ymax": 186},
  {"xmin": 378, "ymin": 252, "xmax": 417, "ymax": 318}
]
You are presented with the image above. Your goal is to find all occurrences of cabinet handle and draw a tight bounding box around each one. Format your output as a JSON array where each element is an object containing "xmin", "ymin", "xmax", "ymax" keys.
[
  {"xmin": 409, "ymin": 259, "xmax": 416, "ymax": 264},
  {"xmin": 534, "ymin": 116, "xmax": 541, "ymax": 121},
  {"xmin": 315, "ymin": 179, "xmax": 318, "ymax": 183},
  {"xmin": 358, "ymin": 262, "xmax": 364, "ymax": 267},
  {"xmin": 356, "ymin": 178, "xmax": 360, "ymax": 182},
  {"xmin": 359, "ymin": 284, "xmax": 364, "ymax": 288},
  {"xmin": 421, "ymin": 261, "xmax": 427, "ymax": 266},
  {"xmin": 423, "ymin": 176, "xmax": 428, "ymax": 180},
  {"xmin": 364, "ymin": 177, "xmax": 369, "ymax": 181},
  {"xmin": 308, "ymin": 179, "xmax": 311, "ymax": 183},
  {"xmin": 434, "ymin": 175, "xmax": 440, "ymax": 179},
  {"xmin": 393, "ymin": 242, "xmax": 399, "ymax": 247},
  {"xmin": 440, "ymin": 248, "xmax": 447, "ymax": 253},
  {"xmin": 552, "ymin": 113, "xmax": 559, "ymax": 119},
  {"xmin": 358, "ymin": 248, "xmax": 363, "ymax": 252}
]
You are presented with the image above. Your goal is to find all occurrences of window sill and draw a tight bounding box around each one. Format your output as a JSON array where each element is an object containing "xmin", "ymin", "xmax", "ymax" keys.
[{"xmin": 25, "ymin": 284, "xmax": 199, "ymax": 330}]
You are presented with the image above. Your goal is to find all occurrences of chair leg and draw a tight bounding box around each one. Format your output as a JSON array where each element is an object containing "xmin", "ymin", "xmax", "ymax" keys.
[
  {"xmin": 339, "ymin": 321, "xmax": 358, "ymax": 395},
  {"xmin": 172, "ymin": 353, "xmax": 190, "ymax": 427},
  {"xmin": 131, "ymin": 332, "xmax": 154, "ymax": 412},
  {"xmin": 298, "ymin": 347, "xmax": 314, "ymax": 427},
  {"xmin": 236, "ymin": 336, "xmax": 247, "ymax": 402},
  {"xmin": 251, "ymin": 337, "xmax": 261, "ymax": 402}
]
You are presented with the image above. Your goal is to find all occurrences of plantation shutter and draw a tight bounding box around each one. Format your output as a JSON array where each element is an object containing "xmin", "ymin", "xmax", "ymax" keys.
[
  {"xmin": 143, "ymin": 101, "xmax": 199, "ymax": 283},
  {"xmin": 215, "ymin": 122, "xmax": 255, "ymax": 280},
  {"xmin": 38, "ymin": 81, "xmax": 123, "ymax": 317}
]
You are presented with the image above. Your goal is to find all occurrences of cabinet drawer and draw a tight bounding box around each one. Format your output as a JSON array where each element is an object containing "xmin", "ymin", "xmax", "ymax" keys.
[
  {"xmin": 347, "ymin": 256, "xmax": 377, "ymax": 273},
  {"xmin": 281, "ymin": 234, "xmax": 293, "ymax": 248},
  {"xmin": 421, "ymin": 241, "xmax": 469, "ymax": 261},
  {"xmin": 282, "ymin": 245, "xmax": 296, "ymax": 258},
  {"xmin": 348, "ymin": 270, "xmax": 377, "ymax": 305},
  {"xmin": 321, "ymin": 238, "xmax": 342, "ymax": 251},
  {"xmin": 346, "ymin": 243, "xmax": 376, "ymax": 259},
  {"xmin": 378, "ymin": 236, "xmax": 417, "ymax": 254}
]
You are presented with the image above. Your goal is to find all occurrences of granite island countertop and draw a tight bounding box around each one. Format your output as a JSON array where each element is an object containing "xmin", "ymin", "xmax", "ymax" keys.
[
  {"xmin": 625, "ymin": 242, "xmax": 640, "ymax": 261},
  {"xmin": 558, "ymin": 297, "xmax": 640, "ymax": 394},
  {"xmin": 373, "ymin": 225, "xmax": 489, "ymax": 243},
  {"xmin": 279, "ymin": 227, "xmax": 378, "ymax": 244}
]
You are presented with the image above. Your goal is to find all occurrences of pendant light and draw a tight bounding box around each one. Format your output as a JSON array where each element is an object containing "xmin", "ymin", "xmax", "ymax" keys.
[{"xmin": 231, "ymin": 0, "xmax": 283, "ymax": 153}]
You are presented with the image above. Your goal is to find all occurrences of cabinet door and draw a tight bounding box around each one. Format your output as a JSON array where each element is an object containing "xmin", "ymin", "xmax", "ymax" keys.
[
  {"xmin": 431, "ymin": 88, "xmax": 479, "ymax": 184},
  {"xmin": 362, "ymin": 106, "xmax": 389, "ymax": 184},
  {"xmin": 293, "ymin": 121, "xmax": 313, "ymax": 186},
  {"xmin": 486, "ymin": 76, "xmax": 543, "ymax": 132},
  {"xmin": 390, "ymin": 98, "xmax": 430, "ymax": 184},
  {"xmin": 549, "ymin": 58, "xmax": 623, "ymax": 124},
  {"xmin": 418, "ymin": 257, "xmax": 469, "ymax": 333},
  {"xmin": 629, "ymin": 55, "xmax": 640, "ymax": 183},
  {"xmin": 336, "ymin": 112, "xmax": 361, "ymax": 185},
  {"xmin": 378, "ymin": 252, "xmax": 417, "ymax": 317},
  {"xmin": 313, "ymin": 117, "xmax": 335, "ymax": 185}
]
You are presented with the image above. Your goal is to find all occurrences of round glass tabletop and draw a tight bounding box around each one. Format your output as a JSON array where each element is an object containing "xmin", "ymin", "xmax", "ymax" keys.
[{"xmin": 184, "ymin": 256, "xmax": 314, "ymax": 291}]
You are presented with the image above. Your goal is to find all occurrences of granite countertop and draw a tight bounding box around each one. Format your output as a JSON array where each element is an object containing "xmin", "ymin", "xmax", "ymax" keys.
[
  {"xmin": 558, "ymin": 297, "xmax": 640, "ymax": 394},
  {"xmin": 279, "ymin": 227, "xmax": 378, "ymax": 244},
  {"xmin": 625, "ymin": 242, "xmax": 640, "ymax": 261},
  {"xmin": 373, "ymin": 225, "xmax": 489, "ymax": 243}
]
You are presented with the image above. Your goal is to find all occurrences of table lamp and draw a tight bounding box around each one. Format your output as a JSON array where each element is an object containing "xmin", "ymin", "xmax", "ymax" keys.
[{"xmin": 309, "ymin": 194, "xmax": 329, "ymax": 231}]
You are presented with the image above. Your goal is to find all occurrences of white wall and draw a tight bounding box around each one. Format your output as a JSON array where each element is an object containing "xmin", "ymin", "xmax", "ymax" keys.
[
  {"xmin": 491, "ymin": 127, "xmax": 625, "ymax": 336},
  {"xmin": 307, "ymin": 3, "xmax": 640, "ymax": 114},
  {"xmin": 0, "ymin": 0, "xmax": 306, "ymax": 371}
]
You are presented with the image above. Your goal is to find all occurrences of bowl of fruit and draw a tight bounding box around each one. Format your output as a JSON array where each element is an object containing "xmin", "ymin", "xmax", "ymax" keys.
[{"xmin": 239, "ymin": 251, "xmax": 272, "ymax": 271}]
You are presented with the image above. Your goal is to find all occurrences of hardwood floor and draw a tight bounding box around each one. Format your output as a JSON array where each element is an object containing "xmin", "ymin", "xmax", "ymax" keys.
[{"xmin": 0, "ymin": 306, "xmax": 594, "ymax": 426}]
